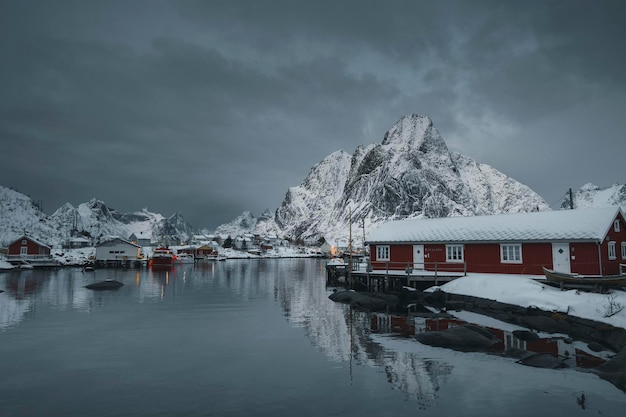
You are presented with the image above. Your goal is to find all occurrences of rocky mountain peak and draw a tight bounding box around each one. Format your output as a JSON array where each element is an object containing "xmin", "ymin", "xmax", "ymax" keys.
[{"xmin": 270, "ymin": 114, "xmax": 550, "ymax": 243}]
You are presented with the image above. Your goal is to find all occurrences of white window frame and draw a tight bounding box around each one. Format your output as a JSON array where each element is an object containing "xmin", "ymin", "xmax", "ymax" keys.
[
  {"xmin": 500, "ymin": 244, "xmax": 522, "ymax": 264},
  {"xmin": 376, "ymin": 245, "xmax": 390, "ymax": 261},
  {"xmin": 20, "ymin": 246, "xmax": 28, "ymax": 255},
  {"xmin": 621, "ymin": 242, "xmax": 626, "ymax": 260},
  {"xmin": 608, "ymin": 241, "xmax": 616, "ymax": 260},
  {"xmin": 615, "ymin": 220, "xmax": 621, "ymax": 232},
  {"xmin": 446, "ymin": 244, "xmax": 464, "ymax": 263}
]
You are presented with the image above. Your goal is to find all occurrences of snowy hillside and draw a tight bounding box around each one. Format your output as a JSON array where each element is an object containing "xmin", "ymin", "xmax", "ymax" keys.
[
  {"xmin": 0, "ymin": 187, "xmax": 60, "ymax": 246},
  {"xmin": 563, "ymin": 183, "xmax": 626, "ymax": 211},
  {"xmin": 0, "ymin": 186, "xmax": 193, "ymax": 247}
]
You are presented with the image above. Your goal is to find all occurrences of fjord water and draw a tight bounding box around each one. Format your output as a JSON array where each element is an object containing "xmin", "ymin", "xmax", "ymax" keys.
[{"xmin": 0, "ymin": 259, "xmax": 624, "ymax": 417}]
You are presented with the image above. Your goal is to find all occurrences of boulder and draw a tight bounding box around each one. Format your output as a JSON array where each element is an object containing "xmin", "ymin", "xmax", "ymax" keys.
[
  {"xmin": 516, "ymin": 352, "xmax": 568, "ymax": 369},
  {"xmin": 329, "ymin": 290, "xmax": 399, "ymax": 311},
  {"xmin": 414, "ymin": 323, "xmax": 499, "ymax": 351},
  {"xmin": 592, "ymin": 347, "xmax": 626, "ymax": 392},
  {"xmin": 512, "ymin": 330, "xmax": 540, "ymax": 342},
  {"xmin": 85, "ymin": 280, "xmax": 124, "ymax": 290}
]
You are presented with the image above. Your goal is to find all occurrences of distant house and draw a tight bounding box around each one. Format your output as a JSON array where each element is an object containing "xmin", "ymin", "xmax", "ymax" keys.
[
  {"xmin": 128, "ymin": 233, "xmax": 151, "ymax": 247},
  {"xmin": 7, "ymin": 235, "xmax": 56, "ymax": 267},
  {"xmin": 366, "ymin": 207, "xmax": 626, "ymax": 276},
  {"xmin": 8, "ymin": 235, "xmax": 52, "ymax": 258},
  {"xmin": 95, "ymin": 237, "xmax": 143, "ymax": 267},
  {"xmin": 195, "ymin": 243, "xmax": 219, "ymax": 260},
  {"xmin": 68, "ymin": 237, "xmax": 91, "ymax": 249},
  {"xmin": 320, "ymin": 240, "xmax": 335, "ymax": 257}
]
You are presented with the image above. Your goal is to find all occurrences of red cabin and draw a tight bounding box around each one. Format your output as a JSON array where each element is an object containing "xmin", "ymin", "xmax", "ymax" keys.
[
  {"xmin": 367, "ymin": 207, "xmax": 626, "ymax": 276},
  {"xmin": 8, "ymin": 235, "xmax": 51, "ymax": 258}
]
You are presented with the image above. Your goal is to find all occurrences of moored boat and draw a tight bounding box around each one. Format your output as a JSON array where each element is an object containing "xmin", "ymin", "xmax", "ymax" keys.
[
  {"xmin": 176, "ymin": 252, "xmax": 195, "ymax": 264},
  {"xmin": 542, "ymin": 267, "xmax": 626, "ymax": 288},
  {"xmin": 151, "ymin": 247, "xmax": 174, "ymax": 268}
]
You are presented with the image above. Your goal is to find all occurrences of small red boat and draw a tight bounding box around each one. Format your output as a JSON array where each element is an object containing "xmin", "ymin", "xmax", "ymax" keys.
[{"xmin": 151, "ymin": 247, "xmax": 174, "ymax": 268}]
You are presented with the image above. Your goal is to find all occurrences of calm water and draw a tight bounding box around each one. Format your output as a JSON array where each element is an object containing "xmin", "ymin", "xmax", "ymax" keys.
[{"xmin": 1, "ymin": 258, "xmax": 624, "ymax": 417}]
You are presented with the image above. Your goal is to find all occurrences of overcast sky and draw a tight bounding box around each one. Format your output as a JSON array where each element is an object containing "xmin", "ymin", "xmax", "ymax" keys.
[{"xmin": 1, "ymin": 0, "xmax": 624, "ymax": 230}]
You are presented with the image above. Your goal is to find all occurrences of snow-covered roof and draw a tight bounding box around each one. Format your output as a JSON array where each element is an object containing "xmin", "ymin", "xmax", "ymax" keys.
[
  {"xmin": 367, "ymin": 207, "xmax": 623, "ymax": 244},
  {"xmin": 9, "ymin": 235, "xmax": 51, "ymax": 249},
  {"xmin": 97, "ymin": 237, "xmax": 141, "ymax": 248}
]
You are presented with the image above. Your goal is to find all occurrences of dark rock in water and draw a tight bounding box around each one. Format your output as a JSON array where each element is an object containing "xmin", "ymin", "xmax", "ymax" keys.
[
  {"xmin": 592, "ymin": 347, "xmax": 626, "ymax": 392},
  {"xmin": 414, "ymin": 323, "xmax": 499, "ymax": 351},
  {"xmin": 328, "ymin": 290, "xmax": 399, "ymax": 311},
  {"xmin": 85, "ymin": 280, "xmax": 124, "ymax": 290},
  {"xmin": 587, "ymin": 341, "xmax": 607, "ymax": 352},
  {"xmin": 502, "ymin": 348, "xmax": 532, "ymax": 359},
  {"xmin": 516, "ymin": 353, "xmax": 568, "ymax": 369},
  {"xmin": 512, "ymin": 330, "xmax": 540, "ymax": 342}
]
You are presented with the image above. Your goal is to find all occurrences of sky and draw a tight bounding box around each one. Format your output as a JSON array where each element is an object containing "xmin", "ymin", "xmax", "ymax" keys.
[{"xmin": 1, "ymin": 0, "xmax": 625, "ymax": 230}]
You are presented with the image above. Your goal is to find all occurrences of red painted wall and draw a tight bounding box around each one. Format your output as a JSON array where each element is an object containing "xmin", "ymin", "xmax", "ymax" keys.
[
  {"xmin": 597, "ymin": 211, "xmax": 626, "ymax": 275},
  {"xmin": 370, "ymin": 244, "xmax": 413, "ymax": 270},
  {"xmin": 569, "ymin": 242, "xmax": 601, "ymax": 275}
]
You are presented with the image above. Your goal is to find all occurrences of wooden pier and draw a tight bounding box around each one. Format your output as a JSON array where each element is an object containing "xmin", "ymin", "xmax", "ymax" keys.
[{"xmin": 326, "ymin": 260, "xmax": 465, "ymax": 291}]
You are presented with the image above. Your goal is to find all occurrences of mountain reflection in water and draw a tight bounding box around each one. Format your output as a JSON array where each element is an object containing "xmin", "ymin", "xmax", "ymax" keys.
[{"xmin": 0, "ymin": 259, "xmax": 624, "ymax": 417}]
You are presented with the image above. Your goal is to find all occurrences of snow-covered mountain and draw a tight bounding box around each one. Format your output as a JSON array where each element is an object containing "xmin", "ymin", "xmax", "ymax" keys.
[
  {"xmin": 268, "ymin": 114, "xmax": 549, "ymax": 243},
  {"xmin": 0, "ymin": 187, "xmax": 193, "ymax": 247},
  {"xmin": 562, "ymin": 183, "xmax": 626, "ymax": 211},
  {"xmin": 213, "ymin": 209, "xmax": 276, "ymax": 237},
  {"xmin": 4, "ymin": 114, "xmax": 623, "ymax": 249}
]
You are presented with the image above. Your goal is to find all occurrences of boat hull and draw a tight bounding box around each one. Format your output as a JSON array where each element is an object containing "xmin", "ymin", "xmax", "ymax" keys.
[{"xmin": 542, "ymin": 267, "xmax": 626, "ymax": 288}]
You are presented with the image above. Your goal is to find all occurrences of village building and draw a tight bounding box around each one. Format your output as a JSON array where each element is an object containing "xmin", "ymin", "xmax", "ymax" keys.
[
  {"xmin": 95, "ymin": 237, "xmax": 143, "ymax": 267},
  {"xmin": 195, "ymin": 243, "xmax": 219, "ymax": 260},
  {"xmin": 66, "ymin": 237, "xmax": 92, "ymax": 249},
  {"xmin": 366, "ymin": 206, "xmax": 626, "ymax": 277},
  {"xmin": 7, "ymin": 235, "xmax": 52, "ymax": 261},
  {"xmin": 128, "ymin": 233, "xmax": 151, "ymax": 247},
  {"xmin": 6, "ymin": 235, "xmax": 58, "ymax": 267}
]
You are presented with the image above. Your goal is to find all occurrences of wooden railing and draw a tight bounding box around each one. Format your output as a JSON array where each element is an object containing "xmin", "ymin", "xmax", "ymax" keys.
[
  {"xmin": 6, "ymin": 254, "xmax": 53, "ymax": 260},
  {"xmin": 358, "ymin": 260, "xmax": 467, "ymax": 275}
]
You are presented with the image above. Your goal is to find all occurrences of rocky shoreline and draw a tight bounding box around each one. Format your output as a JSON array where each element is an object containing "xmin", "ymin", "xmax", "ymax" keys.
[{"xmin": 329, "ymin": 288, "xmax": 626, "ymax": 393}]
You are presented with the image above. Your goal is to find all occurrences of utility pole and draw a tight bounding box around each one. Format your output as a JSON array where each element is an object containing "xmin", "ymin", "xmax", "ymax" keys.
[{"xmin": 348, "ymin": 207, "xmax": 352, "ymax": 288}]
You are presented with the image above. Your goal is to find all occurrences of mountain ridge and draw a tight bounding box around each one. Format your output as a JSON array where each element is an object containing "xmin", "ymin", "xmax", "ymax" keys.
[{"xmin": 2, "ymin": 115, "xmax": 624, "ymax": 248}]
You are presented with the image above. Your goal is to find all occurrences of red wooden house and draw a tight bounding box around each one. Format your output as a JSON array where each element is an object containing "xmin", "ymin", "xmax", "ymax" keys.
[
  {"xmin": 8, "ymin": 235, "xmax": 52, "ymax": 258},
  {"xmin": 6, "ymin": 235, "xmax": 56, "ymax": 267},
  {"xmin": 366, "ymin": 207, "xmax": 626, "ymax": 276}
]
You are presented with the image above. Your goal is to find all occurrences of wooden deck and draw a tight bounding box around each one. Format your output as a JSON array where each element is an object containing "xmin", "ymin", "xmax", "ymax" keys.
[{"xmin": 326, "ymin": 261, "xmax": 465, "ymax": 291}]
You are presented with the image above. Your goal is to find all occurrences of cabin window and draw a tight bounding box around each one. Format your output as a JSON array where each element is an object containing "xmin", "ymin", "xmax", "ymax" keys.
[
  {"xmin": 376, "ymin": 245, "xmax": 390, "ymax": 261},
  {"xmin": 446, "ymin": 244, "xmax": 464, "ymax": 262},
  {"xmin": 21, "ymin": 239, "xmax": 27, "ymax": 245},
  {"xmin": 608, "ymin": 242, "xmax": 616, "ymax": 260},
  {"xmin": 20, "ymin": 246, "xmax": 28, "ymax": 255},
  {"xmin": 615, "ymin": 220, "xmax": 621, "ymax": 232},
  {"xmin": 622, "ymin": 242, "xmax": 626, "ymax": 260},
  {"xmin": 500, "ymin": 244, "xmax": 522, "ymax": 263}
]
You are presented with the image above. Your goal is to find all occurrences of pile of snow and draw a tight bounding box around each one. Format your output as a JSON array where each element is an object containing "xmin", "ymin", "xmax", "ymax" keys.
[
  {"xmin": 430, "ymin": 274, "xmax": 626, "ymax": 329},
  {"xmin": 0, "ymin": 260, "xmax": 15, "ymax": 270}
]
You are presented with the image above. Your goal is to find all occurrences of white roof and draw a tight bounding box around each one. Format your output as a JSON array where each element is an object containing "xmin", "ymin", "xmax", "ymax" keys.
[{"xmin": 367, "ymin": 207, "xmax": 622, "ymax": 244}]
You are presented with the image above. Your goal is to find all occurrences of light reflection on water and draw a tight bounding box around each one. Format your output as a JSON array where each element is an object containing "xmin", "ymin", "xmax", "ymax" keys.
[{"xmin": 0, "ymin": 258, "xmax": 625, "ymax": 416}]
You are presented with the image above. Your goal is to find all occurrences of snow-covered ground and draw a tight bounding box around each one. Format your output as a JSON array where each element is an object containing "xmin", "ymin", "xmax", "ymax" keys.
[{"xmin": 429, "ymin": 274, "xmax": 626, "ymax": 329}]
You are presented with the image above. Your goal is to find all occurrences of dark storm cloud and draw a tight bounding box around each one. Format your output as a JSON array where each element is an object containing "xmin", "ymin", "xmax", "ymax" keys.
[{"xmin": 1, "ymin": 0, "xmax": 624, "ymax": 228}]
